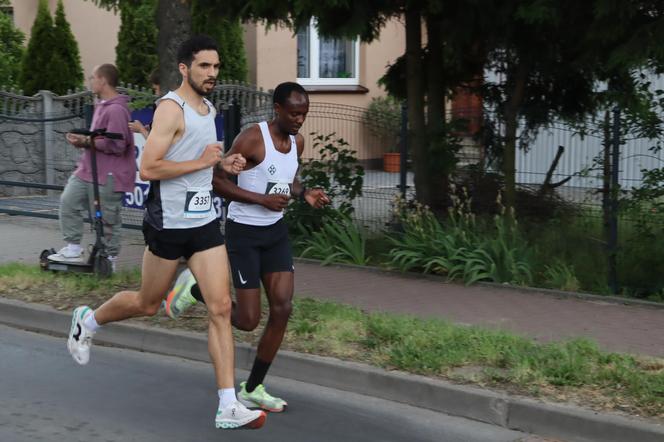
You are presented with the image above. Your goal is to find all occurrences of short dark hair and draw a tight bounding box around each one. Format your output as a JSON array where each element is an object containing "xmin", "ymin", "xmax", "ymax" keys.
[
  {"xmin": 177, "ymin": 35, "xmax": 218, "ymax": 67},
  {"xmin": 273, "ymin": 82, "xmax": 308, "ymax": 106},
  {"xmin": 148, "ymin": 68, "xmax": 160, "ymax": 86},
  {"xmin": 96, "ymin": 64, "xmax": 119, "ymax": 88}
]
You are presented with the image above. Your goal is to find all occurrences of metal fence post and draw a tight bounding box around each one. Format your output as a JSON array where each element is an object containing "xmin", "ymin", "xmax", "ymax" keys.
[
  {"xmin": 608, "ymin": 106, "xmax": 621, "ymax": 295},
  {"xmin": 40, "ymin": 90, "xmax": 55, "ymax": 189},
  {"xmin": 223, "ymin": 100, "xmax": 241, "ymax": 151},
  {"xmin": 399, "ymin": 101, "xmax": 408, "ymax": 199},
  {"xmin": 84, "ymin": 103, "xmax": 94, "ymax": 128}
]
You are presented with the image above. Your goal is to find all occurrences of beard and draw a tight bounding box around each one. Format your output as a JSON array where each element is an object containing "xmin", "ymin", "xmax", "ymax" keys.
[{"xmin": 188, "ymin": 75, "xmax": 215, "ymax": 96}]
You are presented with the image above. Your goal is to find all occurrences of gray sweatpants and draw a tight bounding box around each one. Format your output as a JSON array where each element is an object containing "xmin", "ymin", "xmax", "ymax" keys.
[{"xmin": 59, "ymin": 174, "xmax": 124, "ymax": 256}]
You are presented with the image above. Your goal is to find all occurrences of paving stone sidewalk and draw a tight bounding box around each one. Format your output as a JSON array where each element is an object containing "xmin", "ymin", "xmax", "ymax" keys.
[{"xmin": 2, "ymin": 214, "xmax": 662, "ymax": 357}]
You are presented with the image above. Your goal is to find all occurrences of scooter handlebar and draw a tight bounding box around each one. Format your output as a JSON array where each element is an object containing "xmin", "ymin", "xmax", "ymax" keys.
[{"xmin": 69, "ymin": 128, "xmax": 124, "ymax": 140}]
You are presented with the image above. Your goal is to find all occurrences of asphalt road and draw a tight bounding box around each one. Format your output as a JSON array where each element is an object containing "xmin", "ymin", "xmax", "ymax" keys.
[{"xmin": 0, "ymin": 324, "xmax": 528, "ymax": 442}]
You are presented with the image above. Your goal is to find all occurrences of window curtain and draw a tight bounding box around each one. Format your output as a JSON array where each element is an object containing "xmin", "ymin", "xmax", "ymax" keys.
[{"xmin": 320, "ymin": 38, "xmax": 354, "ymax": 78}]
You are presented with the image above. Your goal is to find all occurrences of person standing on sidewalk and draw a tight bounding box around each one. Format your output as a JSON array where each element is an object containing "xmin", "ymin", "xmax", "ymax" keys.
[
  {"xmin": 66, "ymin": 35, "xmax": 266, "ymax": 430},
  {"xmin": 129, "ymin": 68, "xmax": 161, "ymax": 138},
  {"xmin": 49, "ymin": 64, "xmax": 134, "ymax": 271},
  {"xmin": 164, "ymin": 82, "xmax": 330, "ymax": 413}
]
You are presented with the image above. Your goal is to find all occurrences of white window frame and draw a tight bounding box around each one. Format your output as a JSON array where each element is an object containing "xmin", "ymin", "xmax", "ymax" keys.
[{"xmin": 297, "ymin": 20, "xmax": 361, "ymax": 86}]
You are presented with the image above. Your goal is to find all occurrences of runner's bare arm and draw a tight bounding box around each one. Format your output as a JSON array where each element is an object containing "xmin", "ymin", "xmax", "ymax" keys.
[
  {"xmin": 212, "ymin": 127, "xmax": 289, "ymax": 211},
  {"xmin": 140, "ymin": 100, "xmax": 221, "ymax": 181}
]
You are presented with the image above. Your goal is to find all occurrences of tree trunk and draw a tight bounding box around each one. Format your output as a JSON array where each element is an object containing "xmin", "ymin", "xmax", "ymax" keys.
[
  {"xmin": 157, "ymin": 0, "xmax": 192, "ymax": 92},
  {"xmin": 425, "ymin": 15, "xmax": 447, "ymax": 211},
  {"xmin": 405, "ymin": 6, "xmax": 428, "ymax": 205},
  {"xmin": 502, "ymin": 62, "xmax": 528, "ymax": 209}
]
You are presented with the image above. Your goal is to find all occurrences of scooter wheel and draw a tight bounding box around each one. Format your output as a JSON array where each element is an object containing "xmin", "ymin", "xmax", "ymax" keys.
[
  {"xmin": 94, "ymin": 256, "xmax": 112, "ymax": 278},
  {"xmin": 39, "ymin": 249, "xmax": 55, "ymax": 270}
]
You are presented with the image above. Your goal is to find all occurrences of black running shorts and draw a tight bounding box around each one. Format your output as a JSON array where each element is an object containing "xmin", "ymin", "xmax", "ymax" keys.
[
  {"xmin": 225, "ymin": 218, "xmax": 293, "ymax": 289},
  {"xmin": 142, "ymin": 219, "xmax": 225, "ymax": 260}
]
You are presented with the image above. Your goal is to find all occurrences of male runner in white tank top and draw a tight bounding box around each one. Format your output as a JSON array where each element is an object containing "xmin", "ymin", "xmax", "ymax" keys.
[
  {"xmin": 164, "ymin": 83, "xmax": 330, "ymax": 412},
  {"xmin": 65, "ymin": 35, "xmax": 266, "ymax": 430}
]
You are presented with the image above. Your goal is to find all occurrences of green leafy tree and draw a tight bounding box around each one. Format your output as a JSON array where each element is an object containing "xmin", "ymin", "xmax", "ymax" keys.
[
  {"xmin": 89, "ymin": 0, "xmax": 191, "ymax": 91},
  {"xmin": 19, "ymin": 0, "xmax": 55, "ymax": 95},
  {"xmin": 115, "ymin": 0, "xmax": 158, "ymax": 86},
  {"xmin": 191, "ymin": 0, "xmax": 247, "ymax": 81},
  {"xmin": 222, "ymin": 0, "xmax": 470, "ymax": 210},
  {"xmin": 0, "ymin": 6, "xmax": 25, "ymax": 89},
  {"xmin": 285, "ymin": 132, "xmax": 365, "ymax": 232},
  {"xmin": 89, "ymin": 0, "xmax": 249, "ymax": 88},
  {"xmin": 19, "ymin": 0, "xmax": 84, "ymax": 95},
  {"xmin": 51, "ymin": 0, "xmax": 84, "ymax": 94},
  {"xmin": 481, "ymin": 0, "xmax": 664, "ymax": 209}
]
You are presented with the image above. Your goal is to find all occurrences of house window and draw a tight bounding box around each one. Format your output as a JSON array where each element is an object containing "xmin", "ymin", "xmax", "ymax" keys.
[
  {"xmin": 297, "ymin": 21, "xmax": 360, "ymax": 86},
  {"xmin": 0, "ymin": 5, "xmax": 13, "ymax": 20}
]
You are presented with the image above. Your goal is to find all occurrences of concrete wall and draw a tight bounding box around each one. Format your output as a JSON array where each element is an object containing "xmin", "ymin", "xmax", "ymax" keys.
[{"xmin": 10, "ymin": 0, "xmax": 120, "ymax": 85}]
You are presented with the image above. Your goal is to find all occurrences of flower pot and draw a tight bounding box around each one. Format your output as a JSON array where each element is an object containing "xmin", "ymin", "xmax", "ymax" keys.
[{"xmin": 383, "ymin": 152, "xmax": 400, "ymax": 173}]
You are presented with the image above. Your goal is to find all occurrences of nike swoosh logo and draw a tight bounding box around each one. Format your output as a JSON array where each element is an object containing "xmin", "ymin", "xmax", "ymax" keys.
[
  {"xmin": 73, "ymin": 323, "xmax": 82, "ymax": 341},
  {"xmin": 238, "ymin": 271, "xmax": 247, "ymax": 285}
]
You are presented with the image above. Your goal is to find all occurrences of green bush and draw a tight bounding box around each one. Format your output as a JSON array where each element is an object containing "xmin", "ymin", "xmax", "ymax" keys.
[
  {"xmin": 20, "ymin": 0, "xmax": 83, "ymax": 95},
  {"xmin": 387, "ymin": 192, "xmax": 533, "ymax": 285},
  {"xmin": 525, "ymin": 212, "xmax": 608, "ymax": 293},
  {"xmin": 113, "ymin": 0, "xmax": 247, "ymax": 86},
  {"xmin": 297, "ymin": 214, "xmax": 369, "ymax": 266},
  {"xmin": 525, "ymin": 206, "xmax": 664, "ymax": 298},
  {"xmin": 52, "ymin": 0, "xmax": 83, "ymax": 93},
  {"xmin": 0, "ymin": 7, "xmax": 25, "ymax": 89},
  {"xmin": 285, "ymin": 133, "xmax": 364, "ymax": 232},
  {"xmin": 542, "ymin": 261, "xmax": 581, "ymax": 292},
  {"xmin": 616, "ymin": 213, "xmax": 664, "ymax": 297},
  {"xmin": 365, "ymin": 96, "xmax": 401, "ymax": 152},
  {"xmin": 115, "ymin": 0, "xmax": 158, "ymax": 87},
  {"xmin": 19, "ymin": 0, "xmax": 55, "ymax": 95},
  {"xmin": 191, "ymin": 0, "xmax": 248, "ymax": 81}
]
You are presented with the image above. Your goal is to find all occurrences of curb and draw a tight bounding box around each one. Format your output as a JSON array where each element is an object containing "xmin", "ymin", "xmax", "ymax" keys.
[
  {"xmin": 1, "ymin": 297, "xmax": 662, "ymax": 442},
  {"xmin": 293, "ymin": 257, "xmax": 664, "ymax": 310}
]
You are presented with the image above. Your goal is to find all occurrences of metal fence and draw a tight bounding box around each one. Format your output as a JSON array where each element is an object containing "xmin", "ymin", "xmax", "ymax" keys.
[
  {"xmin": 2, "ymin": 83, "xmax": 662, "ymax": 232},
  {"xmin": 297, "ymin": 102, "xmax": 411, "ymax": 230},
  {"xmin": 0, "ymin": 83, "xmax": 274, "ymax": 228},
  {"xmin": 481, "ymin": 72, "xmax": 664, "ymax": 212},
  {"xmin": 512, "ymin": 119, "xmax": 664, "ymax": 206}
]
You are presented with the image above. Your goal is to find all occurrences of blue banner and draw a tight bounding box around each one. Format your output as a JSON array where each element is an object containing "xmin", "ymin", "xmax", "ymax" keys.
[{"xmin": 123, "ymin": 107, "xmax": 226, "ymax": 220}]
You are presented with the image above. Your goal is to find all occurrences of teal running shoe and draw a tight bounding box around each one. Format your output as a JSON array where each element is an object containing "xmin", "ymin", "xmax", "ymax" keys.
[
  {"xmin": 238, "ymin": 382, "xmax": 288, "ymax": 413},
  {"xmin": 164, "ymin": 268, "xmax": 198, "ymax": 319}
]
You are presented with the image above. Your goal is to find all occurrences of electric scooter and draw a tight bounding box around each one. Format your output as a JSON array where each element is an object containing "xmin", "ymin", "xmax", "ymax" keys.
[{"xmin": 40, "ymin": 128, "xmax": 124, "ymax": 278}]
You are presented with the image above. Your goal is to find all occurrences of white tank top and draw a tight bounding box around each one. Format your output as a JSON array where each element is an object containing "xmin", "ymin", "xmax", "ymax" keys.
[
  {"xmin": 144, "ymin": 91, "xmax": 217, "ymax": 229},
  {"xmin": 227, "ymin": 121, "xmax": 298, "ymax": 226}
]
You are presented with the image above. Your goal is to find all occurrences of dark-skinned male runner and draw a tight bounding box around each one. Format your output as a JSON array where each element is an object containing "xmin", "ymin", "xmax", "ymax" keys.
[{"xmin": 164, "ymin": 82, "xmax": 329, "ymax": 412}]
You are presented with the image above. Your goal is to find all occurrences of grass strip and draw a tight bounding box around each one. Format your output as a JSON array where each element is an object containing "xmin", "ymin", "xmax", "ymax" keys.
[{"xmin": 0, "ymin": 263, "xmax": 661, "ymax": 418}]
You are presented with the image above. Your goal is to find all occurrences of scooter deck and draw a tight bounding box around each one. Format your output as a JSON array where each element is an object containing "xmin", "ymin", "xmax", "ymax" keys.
[{"xmin": 46, "ymin": 260, "xmax": 93, "ymax": 272}]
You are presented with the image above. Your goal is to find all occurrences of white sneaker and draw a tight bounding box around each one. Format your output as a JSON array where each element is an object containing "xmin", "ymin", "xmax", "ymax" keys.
[
  {"xmin": 215, "ymin": 400, "xmax": 267, "ymax": 430},
  {"xmin": 49, "ymin": 244, "xmax": 84, "ymax": 262},
  {"xmin": 67, "ymin": 306, "xmax": 95, "ymax": 365},
  {"xmin": 107, "ymin": 255, "xmax": 118, "ymax": 273}
]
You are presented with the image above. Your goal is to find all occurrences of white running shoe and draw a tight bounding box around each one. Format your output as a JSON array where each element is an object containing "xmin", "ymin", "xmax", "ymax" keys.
[
  {"xmin": 49, "ymin": 244, "xmax": 84, "ymax": 262},
  {"xmin": 107, "ymin": 255, "xmax": 118, "ymax": 273},
  {"xmin": 67, "ymin": 306, "xmax": 95, "ymax": 365},
  {"xmin": 215, "ymin": 400, "xmax": 267, "ymax": 429}
]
